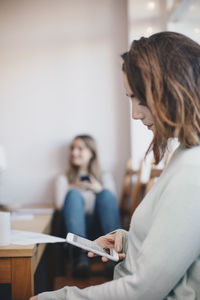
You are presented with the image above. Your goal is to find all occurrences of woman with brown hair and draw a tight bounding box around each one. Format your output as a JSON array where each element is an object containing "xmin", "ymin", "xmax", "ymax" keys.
[{"xmin": 31, "ymin": 32, "xmax": 200, "ymax": 300}]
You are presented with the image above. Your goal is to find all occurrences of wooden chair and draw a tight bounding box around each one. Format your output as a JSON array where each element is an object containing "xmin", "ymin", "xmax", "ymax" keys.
[
  {"xmin": 120, "ymin": 150, "xmax": 174, "ymax": 229},
  {"xmin": 120, "ymin": 159, "xmax": 144, "ymax": 229},
  {"xmin": 144, "ymin": 150, "xmax": 173, "ymax": 195},
  {"xmin": 144, "ymin": 165, "xmax": 163, "ymax": 195}
]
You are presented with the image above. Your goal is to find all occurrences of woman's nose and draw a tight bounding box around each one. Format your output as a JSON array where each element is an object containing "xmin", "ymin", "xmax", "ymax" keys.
[
  {"xmin": 132, "ymin": 109, "xmax": 144, "ymax": 120},
  {"xmin": 72, "ymin": 148, "xmax": 78, "ymax": 156}
]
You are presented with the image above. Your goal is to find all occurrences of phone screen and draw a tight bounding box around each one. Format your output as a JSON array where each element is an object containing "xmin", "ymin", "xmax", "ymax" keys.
[
  {"xmin": 80, "ymin": 175, "xmax": 90, "ymax": 182},
  {"xmin": 73, "ymin": 234, "xmax": 112, "ymax": 255}
]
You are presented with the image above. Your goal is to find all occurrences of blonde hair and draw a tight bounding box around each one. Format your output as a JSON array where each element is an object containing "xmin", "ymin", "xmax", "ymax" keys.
[
  {"xmin": 122, "ymin": 31, "xmax": 200, "ymax": 164},
  {"xmin": 67, "ymin": 135, "xmax": 102, "ymax": 184}
]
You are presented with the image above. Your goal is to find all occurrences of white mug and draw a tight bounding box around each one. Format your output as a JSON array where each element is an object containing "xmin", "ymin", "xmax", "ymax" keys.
[{"xmin": 0, "ymin": 211, "xmax": 11, "ymax": 246}]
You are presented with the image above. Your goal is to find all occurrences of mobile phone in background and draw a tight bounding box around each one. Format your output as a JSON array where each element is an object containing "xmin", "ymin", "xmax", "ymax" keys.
[
  {"xmin": 80, "ymin": 175, "xmax": 90, "ymax": 182},
  {"xmin": 66, "ymin": 233, "xmax": 119, "ymax": 262}
]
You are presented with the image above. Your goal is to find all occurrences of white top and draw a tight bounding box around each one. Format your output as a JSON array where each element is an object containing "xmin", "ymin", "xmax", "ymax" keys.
[
  {"xmin": 54, "ymin": 171, "xmax": 117, "ymax": 213},
  {"xmin": 39, "ymin": 145, "xmax": 200, "ymax": 300}
]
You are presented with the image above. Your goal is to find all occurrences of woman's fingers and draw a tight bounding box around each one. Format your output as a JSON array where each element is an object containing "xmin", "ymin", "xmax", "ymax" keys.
[
  {"xmin": 118, "ymin": 253, "xmax": 126, "ymax": 260},
  {"xmin": 88, "ymin": 251, "xmax": 108, "ymax": 262},
  {"xmin": 88, "ymin": 232, "xmax": 125, "ymax": 262},
  {"xmin": 88, "ymin": 251, "xmax": 97, "ymax": 258},
  {"xmin": 101, "ymin": 256, "xmax": 109, "ymax": 262},
  {"xmin": 114, "ymin": 230, "xmax": 123, "ymax": 253}
]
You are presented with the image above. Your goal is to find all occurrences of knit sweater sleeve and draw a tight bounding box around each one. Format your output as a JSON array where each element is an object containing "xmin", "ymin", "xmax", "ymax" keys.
[{"xmin": 39, "ymin": 165, "xmax": 200, "ymax": 300}]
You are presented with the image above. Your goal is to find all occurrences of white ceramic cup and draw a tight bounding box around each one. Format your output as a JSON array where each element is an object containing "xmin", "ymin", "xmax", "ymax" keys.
[{"xmin": 0, "ymin": 211, "xmax": 11, "ymax": 246}]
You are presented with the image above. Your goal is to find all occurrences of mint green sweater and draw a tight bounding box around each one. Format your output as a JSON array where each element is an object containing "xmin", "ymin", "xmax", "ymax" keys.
[{"xmin": 39, "ymin": 145, "xmax": 200, "ymax": 300}]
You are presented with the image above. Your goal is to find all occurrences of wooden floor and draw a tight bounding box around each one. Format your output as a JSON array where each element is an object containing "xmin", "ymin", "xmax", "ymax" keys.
[{"xmin": 54, "ymin": 259, "xmax": 112, "ymax": 290}]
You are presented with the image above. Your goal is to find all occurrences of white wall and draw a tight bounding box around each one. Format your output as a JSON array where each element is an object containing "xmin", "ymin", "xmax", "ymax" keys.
[{"xmin": 0, "ymin": 0, "xmax": 130, "ymax": 206}]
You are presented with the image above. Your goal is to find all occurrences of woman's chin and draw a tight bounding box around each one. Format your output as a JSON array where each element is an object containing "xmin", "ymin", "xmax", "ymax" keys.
[{"xmin": 71, "ymin": 161, "xmax": 81, "ymax": 167}]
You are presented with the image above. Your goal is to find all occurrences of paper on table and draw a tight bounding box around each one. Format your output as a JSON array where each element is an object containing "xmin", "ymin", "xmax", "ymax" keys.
[
  {"xmin": 11, "ymin": 230, "xmax": 66, "ymax": 245},
  {"xmin": 11, "ymin": 212, "xmax": 35, "ymax": 221},
  {"xmin": 15, "ymin": 208, "xmax": 54, "ymax": 215}
]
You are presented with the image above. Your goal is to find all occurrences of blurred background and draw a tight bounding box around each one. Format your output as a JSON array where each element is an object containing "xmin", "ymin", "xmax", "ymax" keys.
[{"xmin": 0, "ymin": 0, "xmax": 200, "ymax": 207}]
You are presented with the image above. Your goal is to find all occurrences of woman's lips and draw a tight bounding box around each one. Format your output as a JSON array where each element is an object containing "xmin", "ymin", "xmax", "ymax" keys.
[{"xmin": 147, "ymin": 124, "xmax": 153, "ymax": 130}]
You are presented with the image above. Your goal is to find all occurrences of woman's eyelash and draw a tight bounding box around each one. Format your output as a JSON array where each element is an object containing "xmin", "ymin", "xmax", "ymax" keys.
[
  {"xmin": 126, "ymin": 93, "xmax": 145, "ymax": 106},
  {"xmin": 126, "ymin": 93, "xmax": 135, "ymax": 98}
]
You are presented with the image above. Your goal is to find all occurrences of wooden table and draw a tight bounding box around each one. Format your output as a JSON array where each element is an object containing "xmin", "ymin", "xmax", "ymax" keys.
[{"xmin": 0, "ymin": 211, "xmax": 54, "ymax": 300}]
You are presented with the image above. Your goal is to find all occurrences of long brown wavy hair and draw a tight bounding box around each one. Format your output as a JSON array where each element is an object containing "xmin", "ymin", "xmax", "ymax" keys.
[
  {"xmin": 122, "ymin": 31, "xmax": 200, "ymax": 164},
  {"xmin": 67, "ymin": 135, "xmax": 102, "ymax": 184}
]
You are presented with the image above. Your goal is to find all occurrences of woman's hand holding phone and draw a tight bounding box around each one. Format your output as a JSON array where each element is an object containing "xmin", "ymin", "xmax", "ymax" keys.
[
  {"xmin": 85, "ymin": 175, "xmax": 103, "ymax": 193},
  {"xmin": 88, "ymin": 230, "xmax": 126, "ymax": 262},
  {"xmin": 75, "ymin": 175, "xmax": 103, "ymax": 193}
]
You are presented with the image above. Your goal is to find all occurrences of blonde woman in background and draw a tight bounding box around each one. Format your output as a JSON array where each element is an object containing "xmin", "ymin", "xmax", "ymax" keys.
[{"xmin": 55, "ymin": 134, "xmax": 120, "ymax": 277}]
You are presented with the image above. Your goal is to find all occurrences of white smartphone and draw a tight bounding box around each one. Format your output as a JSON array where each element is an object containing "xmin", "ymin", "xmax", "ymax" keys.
[{"xmin": 66, "ymin": 232, "xmax": 119, "ymax": 262}]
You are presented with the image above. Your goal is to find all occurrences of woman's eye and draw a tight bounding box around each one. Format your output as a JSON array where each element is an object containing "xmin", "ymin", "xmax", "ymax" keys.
[{"xmin": 126, "ymin": 93, "xmax": 135, "ymax": 99}]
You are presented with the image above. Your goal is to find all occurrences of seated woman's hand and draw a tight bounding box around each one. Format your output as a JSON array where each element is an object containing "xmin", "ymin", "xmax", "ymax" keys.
[
  {"xmin": 85, "ymin": 175, "xmax": 103, "ymax": 193},
  {"xmin": 88, "ymin": 230, "xmax": 126, "ymax": 262},
  {"xmin": 75, "ymin": 175, "xmax": 103, "ymax": 193}
]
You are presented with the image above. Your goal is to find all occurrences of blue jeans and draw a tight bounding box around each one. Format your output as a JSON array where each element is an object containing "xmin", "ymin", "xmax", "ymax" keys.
[{"xmin": 62, "ymin": 188, "xmax": 121, "ymax": 240}]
